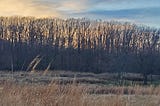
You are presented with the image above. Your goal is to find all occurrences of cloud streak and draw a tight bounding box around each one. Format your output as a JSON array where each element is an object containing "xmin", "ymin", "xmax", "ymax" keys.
[
  {"xmin": 0, "ymin": 0, "xmax": 111, "ymax": 17},
  {"xmin": 0, "ymin": 0, "xmax": 159, "ymax": 27},
  {"xmin": 0, "ymin": 0, "xmax": 61, "ymax": 17},
  {"xmin": 69, "ymin": 7, "xmax": 160, "ymax": 28}
]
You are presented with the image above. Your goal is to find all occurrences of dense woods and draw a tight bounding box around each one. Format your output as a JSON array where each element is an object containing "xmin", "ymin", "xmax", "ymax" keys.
[{"xmin": 0, "ymin": 17, "xmax": 160, "ymax": 84}]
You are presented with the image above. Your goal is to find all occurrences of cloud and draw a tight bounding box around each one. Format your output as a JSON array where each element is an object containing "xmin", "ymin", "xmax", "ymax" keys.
[
  {"xmin": 1, "ymin": 0, "xmax": 159, "ymax": 17},
  {"xmin": 0, "ymin": 0, "xmax": 61, "ymax": 17},
  {"xmin": 85, "ymin": 7, "xmax": 160, "ymax": 18},
  {"xmin": 0, "ymin": 0, "xmax": 101, "ymax": 17},
  {"xmin": 0, "ymin": 0, "xmax": 111, "ymax": 17},
  {"xmin": 56, "ymin": 0, "xmax": 88, "ymax": 12},
  {"xmin": 0, "ymin": 0, "xmax": 159, "ymax": 28},
  {"xmin": 69, "ymin": 7, "xmax": 160, "ymax": 28}
]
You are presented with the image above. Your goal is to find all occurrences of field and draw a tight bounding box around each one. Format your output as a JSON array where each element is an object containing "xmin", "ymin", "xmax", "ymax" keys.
[
  {"xmin": 0, "ymin": 71, "xmax": 160, "ymax": 106},
  {"xmin": 0, "ymin": 0, "xmax": 160, "ymax": 105}
]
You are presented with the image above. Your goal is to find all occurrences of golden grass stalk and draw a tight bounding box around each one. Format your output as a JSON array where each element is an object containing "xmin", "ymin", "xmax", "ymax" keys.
[
  {"xmin": 43, "ymin": 59, "xmax": 53, "ymax": 76},
  {"xmin": 30, "ymin": 57, "xmax": 43, "ymax": 74},
  {"xmin": 26, "ymin": 55, "xmax": 40, "ymax": 71}
]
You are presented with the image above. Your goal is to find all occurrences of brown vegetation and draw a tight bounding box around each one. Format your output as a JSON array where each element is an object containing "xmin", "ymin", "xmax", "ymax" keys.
[{"xmin": 0, "ymin": 81, "xmax": 160, "ymax": 106}]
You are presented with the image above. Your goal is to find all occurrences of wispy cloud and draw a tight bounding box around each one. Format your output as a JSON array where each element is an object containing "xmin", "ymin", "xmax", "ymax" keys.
[
  {"xmin": 0, "ymin": 0, "xmax": 159, "ymax": 27},
  {"xmin": 0, "ymin": 0, "xmax": 61, "ymax": 17},
  {"xmin": 69, "ymin": 7, "xmax": 160, "ymax": 28},
  {"xmin": 0, "ymin": 0, "xmax": 97, "ymax": 17},
  {"xmin": 84, "ymin": 7, "xmax": 160, "ymax": 18}
]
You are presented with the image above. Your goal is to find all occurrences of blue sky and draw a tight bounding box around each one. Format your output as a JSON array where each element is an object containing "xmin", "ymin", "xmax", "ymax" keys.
[{"xmin": 0, "ymin": 0, "xmax": 160, "ymax": 28}]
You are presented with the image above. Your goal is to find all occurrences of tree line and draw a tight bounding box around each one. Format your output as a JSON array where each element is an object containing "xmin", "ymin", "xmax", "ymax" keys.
[{"xmin": 0, "ymin": 17, "xmax": 160, "ymax": 84}]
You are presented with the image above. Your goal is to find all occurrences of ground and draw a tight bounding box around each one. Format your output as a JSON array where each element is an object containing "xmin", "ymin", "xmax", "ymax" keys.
[{"xmin": 0, "ymin": 70, "xmax": 160, "ymax": 106}]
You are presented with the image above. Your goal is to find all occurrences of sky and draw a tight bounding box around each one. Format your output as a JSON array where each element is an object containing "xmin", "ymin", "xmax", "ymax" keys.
[{"xmin": 0, "ymin": 0, "xmax": 160, "ymax": 28}]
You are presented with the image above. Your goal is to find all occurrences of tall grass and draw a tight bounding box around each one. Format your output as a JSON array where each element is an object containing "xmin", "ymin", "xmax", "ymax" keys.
[{"xmin": 0, "ymin": 81, "xmax": 160, "ymax": 106}]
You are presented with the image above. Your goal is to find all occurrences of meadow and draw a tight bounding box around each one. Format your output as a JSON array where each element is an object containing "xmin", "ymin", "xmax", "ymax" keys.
[{"xmin": 0, "ymin": 71, "xmax": 160, "ymax": 106}]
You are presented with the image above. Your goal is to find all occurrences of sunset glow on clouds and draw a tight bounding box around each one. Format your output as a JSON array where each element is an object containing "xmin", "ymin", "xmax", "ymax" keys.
[
  {"xmin": 0, "ymin": 0, "xmax": 61, "ymax": 17},
  {"xmin": 0, "ymin": 0, "xmax": 160, "ymax": 28}
]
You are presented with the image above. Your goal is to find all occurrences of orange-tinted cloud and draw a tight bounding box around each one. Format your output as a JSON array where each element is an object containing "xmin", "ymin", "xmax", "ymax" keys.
[
  {"xmin": 0, "ymin": 0, "xmax": 109, "ymax": 17},
  {"xmin": 0, "ymin": 0, "xmax": 61, "ymax": 17}
]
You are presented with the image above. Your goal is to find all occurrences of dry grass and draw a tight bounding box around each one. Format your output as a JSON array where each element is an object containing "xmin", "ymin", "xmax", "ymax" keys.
[
  {"xmin": 88, "ymin": 85, "xmax": 160, "ymax": 95},
  {"xmin": 0, "ymin": 81, "xmax": 160, "ymax": 106},
  {"xmin": 0, "ymin": 71, "xmax": 160, "ymax": 106}
]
